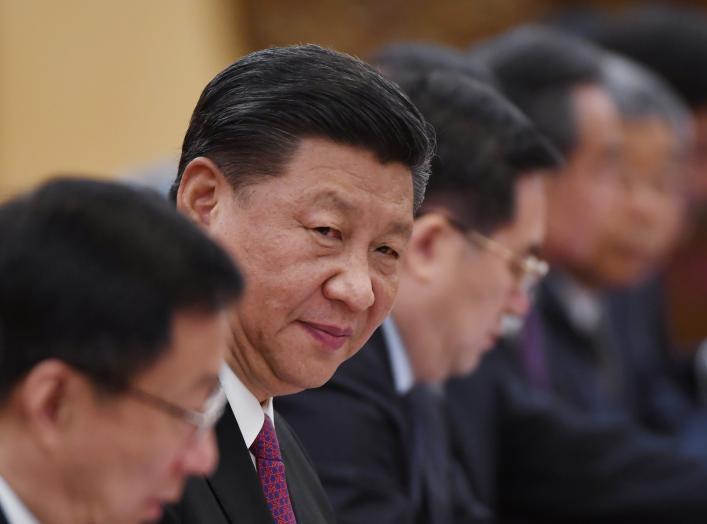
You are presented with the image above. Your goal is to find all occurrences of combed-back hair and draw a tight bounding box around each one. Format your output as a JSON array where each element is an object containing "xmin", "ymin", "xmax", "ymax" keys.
[
  {"xmin": 591, "ymin": 5, "xmax": 707, "ymax": 109},
  {"xmin": 601, "ymin": 53, "xmax": 693, "ymax": 152},
  {"xmin": 470, "ymin": 25, "xmax": 604, "ymax": 156},
  {"xmin": 0, "ymin": 178, "xmax": 244, "ymax": 401},
  {"xmin": 388, "ymin": 69, "xmax": 561, "ymax": 234},
  {"xmin": 172, "ymin": 44, "xmax": 434, "ymax": 211}
]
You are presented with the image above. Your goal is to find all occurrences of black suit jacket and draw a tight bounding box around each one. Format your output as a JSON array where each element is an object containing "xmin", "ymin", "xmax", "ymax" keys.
[
  {"xmin": 277, "ymin": 329, "xmax": 488, "ymax": 524},
  {"xmin": 0, "ymin": 506, "xmax": 7, "ymax": 524},
  {"xmin": 526, "ymin": 273, "xmax": 701, "ymax": 434},
  {"xmin": 447, "ymin": 344, "xmax": 707, "ymax": 523},
  {"xmin": 161, "ymin": 405, "xmax": 334, "ymax": 523}
]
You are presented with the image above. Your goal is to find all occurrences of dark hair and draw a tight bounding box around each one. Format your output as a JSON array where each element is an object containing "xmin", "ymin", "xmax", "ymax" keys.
[
  {"xmin": 470, "ymin": 26, "xmax": 604, "ymax": 156},
  {"xmin": 590, "ymin": 5, "xmax": 707, "ymax": 109},
  {"xmin": 173, "ymin": 44, "xmax": 434, "ymax": 211},
  {"xmin": 0, "ymin": 178, "xmax": 243, "ymax": 401},
  {"xmin": 370, "ymin": 41, "xmax": 493, "ymax": 84},
  {"xmin": 390, "ymin": 69, "xmax": 561, "ymax": 233}
]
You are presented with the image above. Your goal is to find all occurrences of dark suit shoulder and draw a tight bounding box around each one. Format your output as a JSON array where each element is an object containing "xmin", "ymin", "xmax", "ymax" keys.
[
  {"xmin": 276, "ymin": 413, "xmax": 336, "ymax": 524},
  {"xmin": 278, "ymin": 329, "xmax": 414, "ymax": 524},
  {"xmin": 328, "ymin": 330, "xmax": 398, "ymax": 399},
  {"xmin": 163, "ymin": 405, "xmax": 334, "ymax": 524}
]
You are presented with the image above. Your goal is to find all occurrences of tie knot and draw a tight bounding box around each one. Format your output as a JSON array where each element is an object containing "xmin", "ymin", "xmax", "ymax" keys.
[{"xmin": 250, "ymin": 414, "xmax": 282, "ymax": 461}]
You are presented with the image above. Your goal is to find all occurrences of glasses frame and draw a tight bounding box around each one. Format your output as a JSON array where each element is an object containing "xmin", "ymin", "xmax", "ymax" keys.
[
  {"xmin": 124, "ymin": 385, "xmax": 227, "ymax": 439},
  {"xmin": 445, "ymin": 217, "xmax": 549, "ymax": 292}
]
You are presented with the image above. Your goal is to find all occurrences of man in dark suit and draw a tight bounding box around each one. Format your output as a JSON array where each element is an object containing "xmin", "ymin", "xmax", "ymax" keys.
[
  {"xmin": 278, "ymin": 64, "xmax": 561, "ymax": 523},
  {"xmin": 163, "ymin": 44, "xmax": 434, "ymax": 523},
  {"xmin": 0, "ymin": 178, "xmax": 243, "ymax": 523}
]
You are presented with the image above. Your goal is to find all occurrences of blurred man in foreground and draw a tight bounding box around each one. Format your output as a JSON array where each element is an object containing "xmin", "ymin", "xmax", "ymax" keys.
[{"xmin": 0, "ymin": 178, "xmax": 243, "ymax": 524}]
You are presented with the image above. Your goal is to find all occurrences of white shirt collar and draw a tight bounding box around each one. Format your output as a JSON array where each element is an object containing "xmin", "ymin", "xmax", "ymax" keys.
[
  {"xmin": 219, "ymin": 364, "xmax": 274, "ymax": 450},
  {"xmin": 0, "ymin": 474, "xmax": 40, "ymax": 524},
  {"xmin": 382, "ymin": 316, "xmax": 415, "ymax": 395},
  {"xmin": 551, "ymin": 272, "xmax": 603, "ymax": 334}
]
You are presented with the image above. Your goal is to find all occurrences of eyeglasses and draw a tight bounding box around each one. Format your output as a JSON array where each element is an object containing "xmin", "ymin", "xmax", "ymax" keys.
[
  {"xmin": 124, "ymin": 385, "xmax": 227, "ymax": 440},
  {"xmin": 445, "ymin": 217, "xmax": 549, "ymax": 292}
]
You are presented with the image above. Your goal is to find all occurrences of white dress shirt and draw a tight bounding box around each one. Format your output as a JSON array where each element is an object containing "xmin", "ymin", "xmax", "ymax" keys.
[
  {"xmin": 382, "ymin": 316, "xmax": 415, "ymax": 395},
  {"xmin": 0, "ymin": 475, "xmax": 39, "ymax": 524},
  {"xmin": 219, "ymin": 364, "xmax": 274, "ymax": 468}
]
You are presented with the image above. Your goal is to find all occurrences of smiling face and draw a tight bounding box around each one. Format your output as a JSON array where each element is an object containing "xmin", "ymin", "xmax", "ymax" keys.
[{"xmin": 196, "ymin": 138, "xmax": 414, "ymax": 399}]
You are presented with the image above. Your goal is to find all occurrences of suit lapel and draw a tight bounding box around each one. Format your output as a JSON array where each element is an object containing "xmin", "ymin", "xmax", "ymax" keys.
[
  {"xmin": 277, "ymin": 416, "xmax": 334, "ymax": 524},
  {"xmin": 206, "ymin": 406, "xmax": 274, "ymax": 523}
]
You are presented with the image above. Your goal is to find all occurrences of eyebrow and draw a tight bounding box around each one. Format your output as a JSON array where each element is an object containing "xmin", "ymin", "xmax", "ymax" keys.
[
  {"xmin": 309, "ymin": 190, "xmax": 356, "ymax": 215},
  {"xmin": 309, "ymin": 190, "xmax": 413, "ymax": 238}
]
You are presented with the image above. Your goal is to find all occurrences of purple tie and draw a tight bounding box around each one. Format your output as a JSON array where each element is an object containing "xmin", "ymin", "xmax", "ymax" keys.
[{"xmin": 250, "ymin": 414, "xmax": 297, "ymax": 524}]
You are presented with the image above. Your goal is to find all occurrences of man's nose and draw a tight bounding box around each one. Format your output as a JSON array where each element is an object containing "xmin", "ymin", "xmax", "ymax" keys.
[
  {"xmin": 180, "ymin": 428, "xmax": 219, "ymax": 477},
  {"xmin": 322, "ymin": 254, "xmax": 375, "ymax": 312}
]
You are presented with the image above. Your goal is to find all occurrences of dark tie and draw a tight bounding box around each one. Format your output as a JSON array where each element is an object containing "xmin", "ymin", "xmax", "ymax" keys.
[
  {"xmin": 249, "ymin": 414, "xmax": 297, "ymax": 524},
  {"xmin": 405, "ymin": 384, "xmax": 452, "ymax": 524}
]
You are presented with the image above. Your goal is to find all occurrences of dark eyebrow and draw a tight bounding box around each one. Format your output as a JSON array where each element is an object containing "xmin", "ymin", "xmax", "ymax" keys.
[
  {"xmin": 387, "ymin": 220, "xmax": 413, "ymax": 239},
  {"xmin": 309, "ymin": 190, "xmax": 356, "ymax": 214},
  {"xmin": 308, "ymin": 190, "xmax": 412, "ymax": 238}
]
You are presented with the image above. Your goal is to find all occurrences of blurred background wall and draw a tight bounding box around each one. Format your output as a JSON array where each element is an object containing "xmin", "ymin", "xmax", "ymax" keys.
[
  {"xmin": 2, "ymin": 0, "xmax": 707, "ymax": 199},
  {"xmin": 0, "ymin": 0, "xmax": 244, "ymax": 199}
]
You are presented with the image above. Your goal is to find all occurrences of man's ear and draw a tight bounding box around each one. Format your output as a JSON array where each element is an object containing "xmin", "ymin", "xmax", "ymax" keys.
[
  {"xmin": 17, "ymin": 360, "xmax": 80, "ymax": 447},
  {"xmin": 176, "ymin": 157, "xmax": 230, "ymax": 228},
  {"xmin": 404, "ymin": 213, "xmax": 455, "ymax": 282}
]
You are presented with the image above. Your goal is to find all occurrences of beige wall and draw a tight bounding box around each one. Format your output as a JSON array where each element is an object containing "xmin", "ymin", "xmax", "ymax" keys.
[{"xmin": 0, "ymin": 0, "xmax": 246, "ymax": 199}]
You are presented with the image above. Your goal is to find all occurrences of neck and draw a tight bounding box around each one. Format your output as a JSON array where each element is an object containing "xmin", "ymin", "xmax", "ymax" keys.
[{"xmin": 389, "ymin": 303, "xmax": 439, "ymax": 385}]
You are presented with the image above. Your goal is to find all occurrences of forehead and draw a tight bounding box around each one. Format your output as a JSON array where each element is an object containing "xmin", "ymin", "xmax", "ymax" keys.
[
  {"xmin": 252, "ymin": 137, "xmax": 415, "ymax": 228},
  {"xmin": 572, "ymin": 84, "xmax": 623, "ymax": 150},
  {"xmin": 622, "ymin": 118, "xmax": 677, "ymax": 158}
]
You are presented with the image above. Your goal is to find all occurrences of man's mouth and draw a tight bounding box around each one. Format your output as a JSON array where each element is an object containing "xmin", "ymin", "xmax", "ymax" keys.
[{"xmin": 298, "ymin": 321, "xmax": 353, "ymax": 350}]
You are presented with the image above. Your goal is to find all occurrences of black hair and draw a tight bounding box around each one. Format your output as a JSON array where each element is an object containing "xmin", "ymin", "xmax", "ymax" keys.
[
  {"xmin": 172, "ymin": 44, "xmax": 434, "ymax": 211},
  {"xmin": 370, "ymin": 41, "xmax": 493, "ymax": 84},
  {"xmin": 0, "ymin": 178, "xmax": 243, "ymax": 401},
  {"xmin": 470, "ymin": 25, "xmax": 604, "ymax": 156},
  {"xmin": 389, "ymin": 69, "xmax": 561, "ymax": 233},
  {"xmin": 591, "ymin": 5, "xmax": 707, "ymax": 109}
]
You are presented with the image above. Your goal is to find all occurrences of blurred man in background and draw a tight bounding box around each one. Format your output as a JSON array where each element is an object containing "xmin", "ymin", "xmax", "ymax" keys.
[
  {"xmin": 447, "ymin": 26, "xmax": 707, "ymax": 522},
  {"xmin": 0, "ymin": 178, "xmax": 243, "ymax": 524},
  {"xmin": 584, "ymin": 4, "xmax": 707, "ymax": 398},
  {"xmin": 278, "ymin": 58, "xmax": 560, "ymax": 523},
  {"xmin": 164, "ymin": 44, "xmax": 433, "ymax": 524}
]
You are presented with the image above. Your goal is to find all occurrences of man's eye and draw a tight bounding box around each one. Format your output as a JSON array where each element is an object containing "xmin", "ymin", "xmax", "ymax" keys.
[
  {"xmin": 314, "ymin": 227, "xmax": 341, "ymax": 240},
  {"xmin": 377, "ymin": 245, "xmax": 400, "ymax": 259}
]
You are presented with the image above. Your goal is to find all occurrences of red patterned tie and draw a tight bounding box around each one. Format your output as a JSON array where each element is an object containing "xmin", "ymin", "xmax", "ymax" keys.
[{"xmin": 250, "ymin": 414, "xmax": 297, "ymax": 523}]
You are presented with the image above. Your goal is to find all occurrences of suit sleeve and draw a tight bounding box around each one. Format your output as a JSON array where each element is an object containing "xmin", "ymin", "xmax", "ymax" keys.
[{"xmin": 496, "ymin": 372, "xmax": 707, "ymax": 523}]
